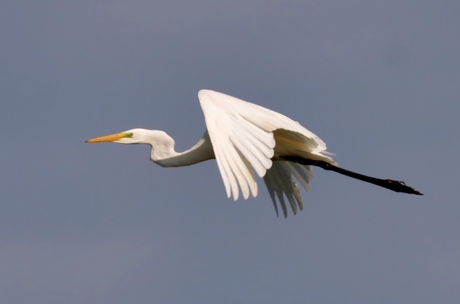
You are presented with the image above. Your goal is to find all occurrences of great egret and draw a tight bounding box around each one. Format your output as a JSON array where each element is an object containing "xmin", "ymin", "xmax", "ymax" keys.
[{"xmin": 86, "ymin": 89, "xmax": 422, "ymax": 217}]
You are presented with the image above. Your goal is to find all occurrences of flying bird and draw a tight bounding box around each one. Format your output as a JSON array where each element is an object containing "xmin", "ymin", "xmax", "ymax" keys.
[{"xmin": 86, "ymin": 89, "xmax": 422, "ymax": 217}]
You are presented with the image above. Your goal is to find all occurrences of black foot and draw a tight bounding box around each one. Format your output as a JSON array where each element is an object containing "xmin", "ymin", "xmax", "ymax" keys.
[{"xmin": 385, "ymin": 179, "xmax": 423, "ymax": 195}]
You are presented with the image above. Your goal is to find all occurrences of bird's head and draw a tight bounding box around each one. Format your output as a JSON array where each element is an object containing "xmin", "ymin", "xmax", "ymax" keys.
[{"xmin": 85, "ymin": 128, "xmax": 154, "ymax": 145}]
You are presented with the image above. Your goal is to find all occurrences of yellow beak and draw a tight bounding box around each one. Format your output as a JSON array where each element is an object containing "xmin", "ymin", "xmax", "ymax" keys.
[{"xmin": 85, "ymin": 133, "xmax": 125, "ymax": 143}]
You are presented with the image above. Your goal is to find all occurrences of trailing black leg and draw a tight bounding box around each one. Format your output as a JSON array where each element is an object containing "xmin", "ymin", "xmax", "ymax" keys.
[{"xmin": 281, "ymin": 157, "xmax": 423, "ymax": 195}]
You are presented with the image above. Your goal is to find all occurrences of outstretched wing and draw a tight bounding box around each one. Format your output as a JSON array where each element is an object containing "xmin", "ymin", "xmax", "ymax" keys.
[{"xmin": 198, "ymin": 89, "xmax": 331, "ymax": 204}]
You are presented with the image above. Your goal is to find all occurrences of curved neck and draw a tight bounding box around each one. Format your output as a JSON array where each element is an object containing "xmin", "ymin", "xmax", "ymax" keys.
[{"xmin": 152, "ymin": 134, "xmax": 215, "ymax": 167}]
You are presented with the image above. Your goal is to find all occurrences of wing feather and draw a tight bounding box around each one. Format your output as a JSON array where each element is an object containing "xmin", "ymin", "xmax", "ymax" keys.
[
  {"xmin": 229, "ymin": 131, "xmax": 271, "ymax": 177},
  {"xmin": 212, "ymin": 135, "xmax": 238, "ymax": 198},
  {"xmin": 264, "ymin": 162, "xmax": 310, "ymax": 217},
  {"xmin": 264, "ymin": 167, "xmax": 289, "ymax": 217},
  {"xmin": 287, "ymin": 162, "xmax": 313, "ymax": 191}
]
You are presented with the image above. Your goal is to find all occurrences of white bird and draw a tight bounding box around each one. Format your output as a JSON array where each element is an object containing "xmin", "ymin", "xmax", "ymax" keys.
[{"xmin": 86, "ymin": 89, "xmax": 422, "ymax": 217}]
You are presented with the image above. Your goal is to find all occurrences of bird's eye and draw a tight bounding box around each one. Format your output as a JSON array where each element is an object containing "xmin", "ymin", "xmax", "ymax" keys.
[{"xmin": 125, "ymin": 132, "xmax": 134, "ymax": 138}]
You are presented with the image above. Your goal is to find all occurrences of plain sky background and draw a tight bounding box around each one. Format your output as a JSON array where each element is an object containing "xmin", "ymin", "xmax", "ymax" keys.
[{"xmin": 1, "ymin": 1, "xmax": 459, "ymax": 303}]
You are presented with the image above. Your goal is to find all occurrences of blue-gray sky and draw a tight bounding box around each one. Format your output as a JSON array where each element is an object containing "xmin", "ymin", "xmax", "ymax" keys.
[{"xmin": 1, "ymin": 1, "xmax": 459, "ymax": 303}]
